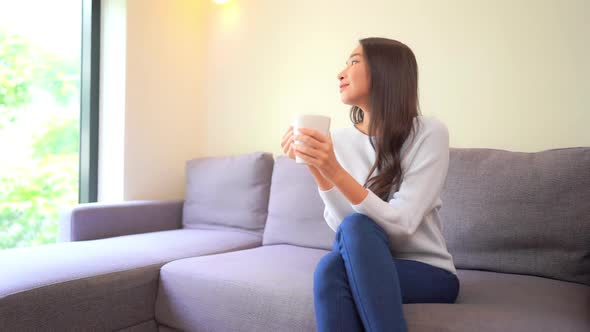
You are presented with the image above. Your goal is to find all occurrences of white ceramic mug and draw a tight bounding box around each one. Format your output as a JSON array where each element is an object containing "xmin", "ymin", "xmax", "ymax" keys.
[{"xmin": 292, "ymin": 114, "xmax": 331, "ymax": 164}]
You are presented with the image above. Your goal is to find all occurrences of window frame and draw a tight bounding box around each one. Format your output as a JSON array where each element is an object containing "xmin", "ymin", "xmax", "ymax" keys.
[{"xmin": 80, "ymin": 0, "xmax": 100, "ymax": 203}]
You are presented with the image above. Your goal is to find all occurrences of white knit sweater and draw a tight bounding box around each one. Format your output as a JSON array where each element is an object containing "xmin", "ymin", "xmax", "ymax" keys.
[{"xmin": 318, "ymin": 115, "xmax": 457, "ymax": 275}]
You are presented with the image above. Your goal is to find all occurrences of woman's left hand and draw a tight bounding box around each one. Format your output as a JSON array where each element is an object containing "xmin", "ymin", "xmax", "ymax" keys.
[{"xmin": 292, "ymin": 128, "xmax": 344, "ymax": 182}]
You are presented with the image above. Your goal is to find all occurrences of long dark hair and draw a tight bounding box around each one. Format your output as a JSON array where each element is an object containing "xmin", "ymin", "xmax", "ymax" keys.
[{"xmin": 350, "ymin": 37, "xmax": 422, "ymax": 201}]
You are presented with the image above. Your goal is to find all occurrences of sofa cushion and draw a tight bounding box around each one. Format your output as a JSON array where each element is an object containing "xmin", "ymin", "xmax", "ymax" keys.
[
  {"xmin": 440, "ymin": 147, "xmax": 590, "ymax": 286},
  {"xmin": 117, "ymin": 319, "xmax": 159, "ymax": 332},
  {"xmin": 155, "ymin": 245, "xmax": 326, "ymax": 332},
  {"xmin": 262, "ymin": 155, "xmax": 335, "ymax": 250},
  {"xmin": 155, "ymin": 244, "xmax": 590, "ymax": 332},
  {"xmin": 182, "ymin": 151, "xmax": 274, "ymax": 233},
  {"xmin": 0, "ymin": 229, "xmax": 262, "ymax": 331},
  {"xmin": 405, "ymin": 270, "xmax": 590, "ymax": 332}
]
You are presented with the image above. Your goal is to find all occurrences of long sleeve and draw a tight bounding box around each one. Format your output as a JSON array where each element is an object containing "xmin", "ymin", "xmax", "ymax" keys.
[
  {"xmin": 350, "ymin": 120, "xmax": 450, "ymax": 240},
  {"xmin": 317, "ymin": 186, "xmax": 353, "ymax": 232}
]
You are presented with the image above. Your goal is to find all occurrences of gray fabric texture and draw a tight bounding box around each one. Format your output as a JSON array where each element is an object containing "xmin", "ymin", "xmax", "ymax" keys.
[
  {"xmin": 1, "ymin": 264, "xmax": 159, "ymax": 332},
  {"xmin": 157, "ymin": 325, "xmax": 182, "ymax": 332},
  {"xmin": 0, "ymin": 229, "xmax": 262, "ymax": 331},
  {"xmin": 440, "ymin": 147, "xmax": 590, "ymax": 285},
  {"xmin": 155, "ymin": 244, "xmax": 590, "ymax": 332},
  {"xmin": 155, "ymin": 245, "xmax": 326, "ymax": 332},
  {"xmin": 117, "ymin": 319, "xmax": 159, "ymax": 332},
  {"xmin": 58, "ymin": 199, "xmax": 184, "ymax": 242},
  {"xmin": 182, "ymin": 151, "xmax": 274, "ymax": 233},
  {"xmin": 404, "ymin": 269, "xmax": 590, "ymax": 332},
  {"xmin": 262, "ymin": 155, "xmax": 335, "ymax": 250}
]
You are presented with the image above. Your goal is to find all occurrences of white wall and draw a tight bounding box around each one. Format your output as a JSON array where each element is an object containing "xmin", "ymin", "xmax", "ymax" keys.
[
  {"xmin": 100, "ymin": 0, "xmax": 208, "ymax": 201},
  {"xmin": 98, "ymin": 0, "xmax": 126, "ymax": 202},
  {"xmin": 100, "ymin": 0, "xmax": 590, "ymax": 201},
  {"xmin": 198, "ymin": 0, "xmax": 589, "ymax": 153}
]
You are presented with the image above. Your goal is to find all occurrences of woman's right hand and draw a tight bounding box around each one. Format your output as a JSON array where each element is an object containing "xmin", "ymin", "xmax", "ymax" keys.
[
  {"xmin": 280, "ymin": 125, "xmax": 296, "ymax": 160},
  {"xmin": 280, "ymin": 125, "xmax": 334, "ymax": 189}
]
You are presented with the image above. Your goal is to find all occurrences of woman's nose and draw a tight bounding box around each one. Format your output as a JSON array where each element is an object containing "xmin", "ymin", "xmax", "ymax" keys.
[{"xmin": 337, "ymin": 70, "xmax": 345, "ymax": 81}]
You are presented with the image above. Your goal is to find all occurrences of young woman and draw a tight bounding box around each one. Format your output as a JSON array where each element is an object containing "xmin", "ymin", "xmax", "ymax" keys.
[{"xmin": 280, "ymin": 37, "xmax": 459, "ymax": 332}]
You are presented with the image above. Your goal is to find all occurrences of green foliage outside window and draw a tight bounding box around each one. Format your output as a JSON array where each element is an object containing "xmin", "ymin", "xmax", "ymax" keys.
[{"xmin": 0, "ymin": 29, "xmax": 80, "ymax": 250}]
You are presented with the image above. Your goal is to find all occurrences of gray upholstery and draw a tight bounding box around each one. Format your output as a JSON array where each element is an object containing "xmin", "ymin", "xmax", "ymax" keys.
[
  {"xmin": 0, "ymin": 229, "xmax": 262, "ymax": 331},
  {"xmin": 262, "ymin": 155, "xmax": 335, "ymax": 250},
  {"xmin": 155, "ymin": 244, "xmax": 590, "ymax": 332},
  {"xmin": 155, "ymin": 245, "xmax": 326, "ymax": 332},
  {"xmin": 157, "ymin": 325, "xmax": 181, "ymax": 332},
  {"xmin": 58, "ymin": 199, "xmax": 184, "ymax": 242},
  {"xmin": 117, "ymin": 319, "xmax": 159, "ymax": 332},
  {"xmin": 182, "ymin": 151, "xmax": 274, "ymax": 233},
  {"xmin": 405, "ymin": 268, "xmax": 590, "ymax": 331},
  {"xmin": 440, "ymin": 147, "xmax": 590, "ymax": 285}
]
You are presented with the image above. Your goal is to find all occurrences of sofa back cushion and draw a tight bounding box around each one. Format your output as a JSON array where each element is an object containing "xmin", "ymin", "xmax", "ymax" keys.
[
  {"xmin": 440, "ymin": 147, "xmax": 590, "ymax": 285},
  {"xmin": 182, "ymin": 151, "xmax": 274, "ymax": 234},
  {"xmin": 262, "ymin": 155, "xmax": 335, "ymax": 250}
]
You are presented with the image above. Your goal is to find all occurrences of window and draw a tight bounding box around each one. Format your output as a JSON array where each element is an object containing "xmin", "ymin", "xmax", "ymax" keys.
[{"xmin": 0, "ymin": 0, "xmax": 99, "ymax": 250}]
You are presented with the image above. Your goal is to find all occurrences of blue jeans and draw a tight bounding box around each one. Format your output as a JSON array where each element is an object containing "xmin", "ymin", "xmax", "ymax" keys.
[{"xmin": 313, "ymin": 213, "xmax": 460, "ymax": 332}]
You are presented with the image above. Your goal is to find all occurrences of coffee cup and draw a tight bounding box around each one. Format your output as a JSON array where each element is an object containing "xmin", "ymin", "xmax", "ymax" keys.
[{"xmin": 292, "ymin": 114, "xmax": 331, "ymax": 164}]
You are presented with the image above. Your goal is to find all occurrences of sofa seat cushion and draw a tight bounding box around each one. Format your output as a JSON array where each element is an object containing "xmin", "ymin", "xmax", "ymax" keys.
[
  {"xmin": 406, "ymin": 270, "xmax": 590, "ymax": 332},
  {"xmin": 155, "ymin": 244, "xmax": 327, "ymax": 331},
  {"xmin": 0, "ymin": 229, "xmax": 262, "ymax": 331},
  {"xmin": 155, "ymin": 244, "xmax": 590, "ymax": 332}
]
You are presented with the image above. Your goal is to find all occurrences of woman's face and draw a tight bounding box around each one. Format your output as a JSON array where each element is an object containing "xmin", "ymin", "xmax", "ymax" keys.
[{"xmin": 337, "ymin": 44, "xmax": 370, "ymax": 109}]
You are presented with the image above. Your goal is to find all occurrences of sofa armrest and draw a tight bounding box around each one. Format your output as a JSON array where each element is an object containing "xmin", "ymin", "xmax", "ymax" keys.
[{"xmin": 58, "ymin": 199, "xmax": 184, "ymax": 242}]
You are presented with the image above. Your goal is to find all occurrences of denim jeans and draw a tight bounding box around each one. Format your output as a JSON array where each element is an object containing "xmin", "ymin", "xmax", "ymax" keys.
[{"xmin": 313, "ymin": 213, "xmax": 460, "ymax": 332}]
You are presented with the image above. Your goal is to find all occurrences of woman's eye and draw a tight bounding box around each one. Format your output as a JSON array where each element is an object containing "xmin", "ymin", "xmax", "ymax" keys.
[{"xmin": 351, "ymin": 60, "xmax": 359, "ymax": 65}]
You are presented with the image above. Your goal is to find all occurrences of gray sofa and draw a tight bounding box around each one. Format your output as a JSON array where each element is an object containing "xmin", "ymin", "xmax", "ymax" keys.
[{"xmin": 1, "ymin": 147, "xmax": 589, "ymax": 332}]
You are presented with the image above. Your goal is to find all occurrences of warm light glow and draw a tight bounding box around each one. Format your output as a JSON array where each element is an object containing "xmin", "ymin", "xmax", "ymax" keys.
[
  {"xmin": 213, "ymin": 0, "xmax": 232, "ymax": 4},
  {"xmin": 219, "ymin": 1, "xmax": 240, "ymax": 29}
]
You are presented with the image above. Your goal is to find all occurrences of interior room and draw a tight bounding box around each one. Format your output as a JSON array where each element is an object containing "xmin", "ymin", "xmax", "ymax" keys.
[{"xmin": 1, "ymin": 0, "xmax": 588, "ymax": 331}]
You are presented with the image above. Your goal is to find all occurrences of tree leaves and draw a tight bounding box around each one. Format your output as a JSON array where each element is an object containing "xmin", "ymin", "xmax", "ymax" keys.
[{"xmin": 0, "ymin": 29, "xmax": 79, "ymax": 128}]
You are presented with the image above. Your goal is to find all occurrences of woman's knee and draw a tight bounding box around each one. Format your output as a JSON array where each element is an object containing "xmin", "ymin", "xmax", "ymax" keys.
[
  {"xmin": 338, "ymin": 213, "xmax": 387, "ymax": 240},
  {"xmin": 339, "ymin": 213, "xmax": 370, "ymax": 232},
  {"xmin": 313, "ymin": 252, "xmax": 342, "ymax": 292}
]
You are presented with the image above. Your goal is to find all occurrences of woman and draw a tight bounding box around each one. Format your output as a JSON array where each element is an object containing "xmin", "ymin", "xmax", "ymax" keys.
[{"xmin": 280, "ymin": 37, "xmax": 459, "ymax": 332}]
